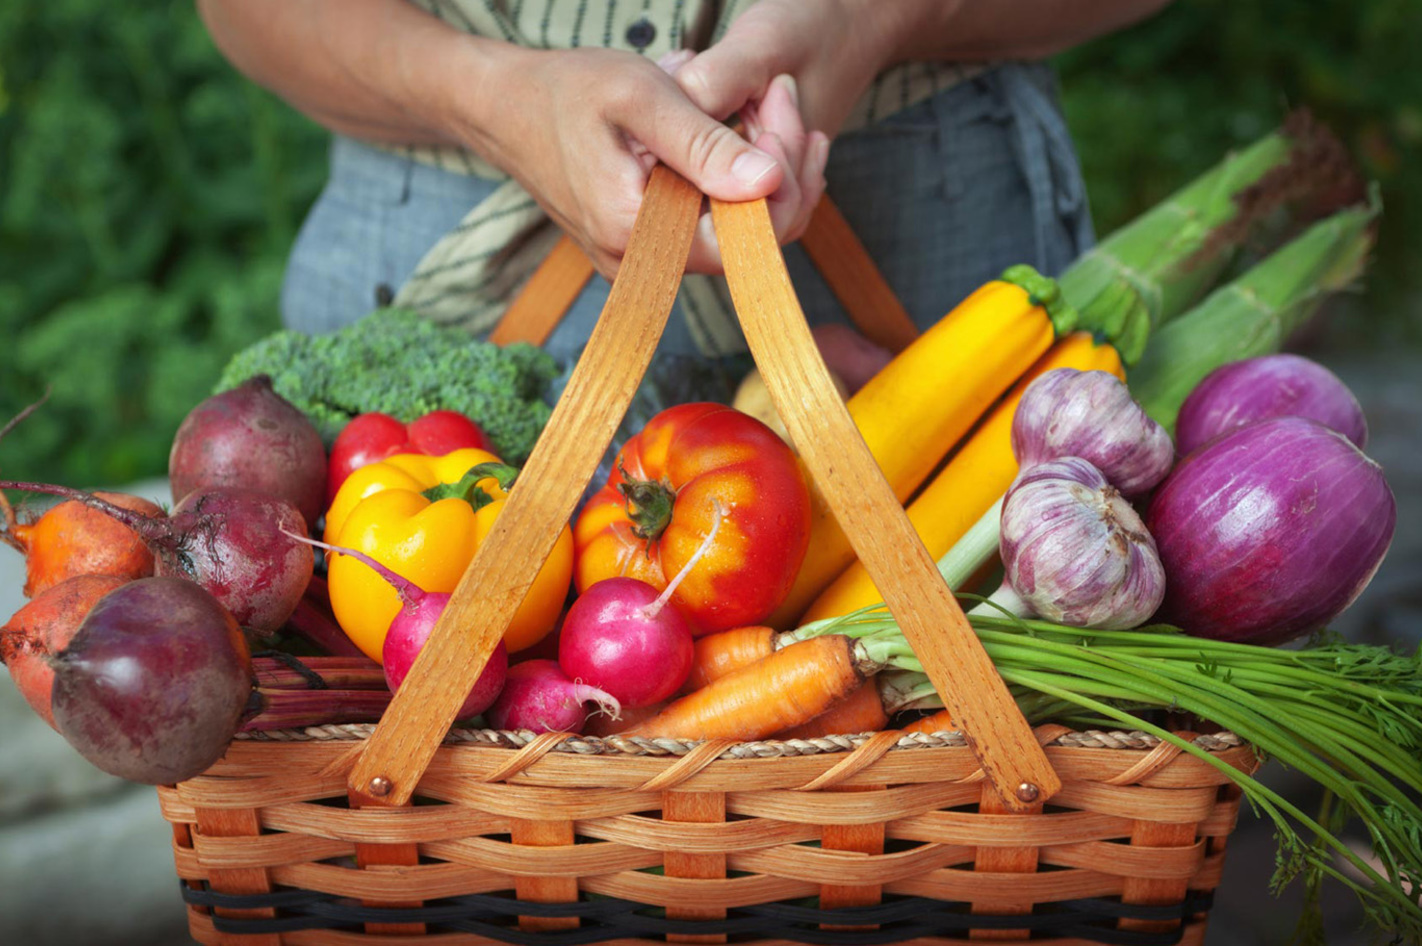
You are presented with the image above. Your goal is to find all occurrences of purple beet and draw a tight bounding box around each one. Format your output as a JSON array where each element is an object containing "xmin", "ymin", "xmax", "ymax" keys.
[
  {"xmin": 0, "ymin": 481, "xmax": 314, "ymax": 639},
  {"xmin": 50, "ymin": 576, "xmax": 253, "ymax": 784},
  {"xmin": 169, "ymin": 375, "xmax": 327, "ymax": 528}
]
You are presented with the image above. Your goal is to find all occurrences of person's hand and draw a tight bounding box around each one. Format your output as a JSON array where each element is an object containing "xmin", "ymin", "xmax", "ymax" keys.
[
  {"xmin": 456, "ymin": 45, "xmax": 828, "ymax": 279},
  {"xmin": 672, "ymin": 0, "xmax": 902, "ymax": 140}
]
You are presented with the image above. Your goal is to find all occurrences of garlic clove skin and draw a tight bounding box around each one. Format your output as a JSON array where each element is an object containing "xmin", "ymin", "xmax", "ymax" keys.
[
  {"xmin": 1012, "ymin": 368, "xmax": 1175, "ymax": 498},
  {"xmin": 1001, "ymin": 456, "xmax": 1167, "ymax": 630}
]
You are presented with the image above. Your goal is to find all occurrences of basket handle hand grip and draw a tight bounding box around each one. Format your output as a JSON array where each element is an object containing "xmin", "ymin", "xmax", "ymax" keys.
[
  {"xmin": 711, "ymin": 197, "xmax": 1061, "ymax": 811},
  {"xmin": 347, "ymin": 165, "xmax": 702, "ymax": 808}
]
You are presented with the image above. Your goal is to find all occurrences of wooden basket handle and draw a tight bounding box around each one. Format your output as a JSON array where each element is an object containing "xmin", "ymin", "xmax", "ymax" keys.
[
  {"xmin": 347, "ymin": 165, "xmax": 700, "ymax": 806},
  {"xmin": 712, "ymin": 196, "xmax": 1059, "ymax": 809},
  {"xmin": 488, "ymin": 194, "xmax": 921, "ymax": 354},
  {"xmin": 347, "ymin": 168, "xmax": 1058, "ymax": 812}
]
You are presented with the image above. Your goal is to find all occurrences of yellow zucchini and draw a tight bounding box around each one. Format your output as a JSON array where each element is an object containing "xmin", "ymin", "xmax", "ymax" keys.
[
  {"xmin": 800, "ymin": 332, "xmax": 1125, "ymax": 623},
  {"xmin": 767, "ymin": 273, "xmax": 1073, "ymax": 628}
]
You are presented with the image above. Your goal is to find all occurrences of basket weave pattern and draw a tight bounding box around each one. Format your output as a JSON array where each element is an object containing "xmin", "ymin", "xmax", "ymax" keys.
[
  {"xmin": 155, "ymin": 177, "xmax": 1263, "ymax": 945},
  {"xmin": 158, "ymin": 726, "xmax": 1257, "ymax": 945}
]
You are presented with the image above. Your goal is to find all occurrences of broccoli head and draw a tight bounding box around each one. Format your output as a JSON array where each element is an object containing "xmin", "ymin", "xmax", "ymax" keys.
[{"xmin": 214, "ymin": 308, "xmax": 560, "ymax": 465}]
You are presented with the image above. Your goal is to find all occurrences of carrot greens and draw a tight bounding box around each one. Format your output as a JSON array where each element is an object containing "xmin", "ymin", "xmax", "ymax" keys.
[{"xmin": 800, "ymin": 604, "xmax": 1422, "ymax": 944}]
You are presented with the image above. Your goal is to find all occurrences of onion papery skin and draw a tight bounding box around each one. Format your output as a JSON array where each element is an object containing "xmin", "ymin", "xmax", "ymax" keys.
[
  {"xmin": 1146, "ymin": 416, "xmax": 1395, "ymax": 645},
  {"xmin": 1174, "ymin": 353, "xmax": 1368, "ymax": 456}
]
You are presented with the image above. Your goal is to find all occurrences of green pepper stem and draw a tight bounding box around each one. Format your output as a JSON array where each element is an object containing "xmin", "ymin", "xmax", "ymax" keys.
[{"xmin": 422, "ymin": 461, "xmax": 519, "ymax": 508}]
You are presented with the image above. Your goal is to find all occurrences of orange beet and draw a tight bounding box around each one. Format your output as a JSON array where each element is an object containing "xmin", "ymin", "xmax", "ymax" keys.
[
  {"xmin": 10, "ymin": 491, "xmax": 163, "ymax": 597},
  {"xmin": 1, "ymin": 574, "xmax": 129, "ymax": 729}
]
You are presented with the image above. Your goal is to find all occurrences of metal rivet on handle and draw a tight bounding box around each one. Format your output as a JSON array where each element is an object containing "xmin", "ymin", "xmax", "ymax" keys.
[
  {"xmin": 1016, "ymin": 782, "xmax": 1040, "ymax": 803},
  {"xmin": 368, "ymin": 776, "xmax": 393, "ymax": 798}
]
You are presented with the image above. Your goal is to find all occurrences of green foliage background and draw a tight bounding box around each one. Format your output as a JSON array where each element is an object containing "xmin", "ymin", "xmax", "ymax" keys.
[{"xmin": 2, "ymin": 0, "xmax": 1419, "ymax": 488}]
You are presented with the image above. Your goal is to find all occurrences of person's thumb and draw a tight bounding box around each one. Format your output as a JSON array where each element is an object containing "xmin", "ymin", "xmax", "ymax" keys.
[
  {"xmin": 629, "ymin": 97, "xmax": 783, "ymax": 202},
  {"xmin": 674, "ymin": 47, "xmax": 773, "ymax": 122}
]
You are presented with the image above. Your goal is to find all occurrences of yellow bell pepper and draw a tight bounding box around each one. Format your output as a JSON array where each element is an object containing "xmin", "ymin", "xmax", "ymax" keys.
[{"xmin": 323, "ymin": 448, "xmax": 573, "ymax": 662}]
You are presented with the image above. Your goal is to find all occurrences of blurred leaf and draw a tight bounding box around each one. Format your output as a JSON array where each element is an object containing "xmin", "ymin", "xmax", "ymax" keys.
[
  {"xmin": 1058, "ymin": 0, "xmax": 1422, "ymax": 350},
  {"xmin": 1, "ymin": 0, "xmax": 323, "ymax": 486}
]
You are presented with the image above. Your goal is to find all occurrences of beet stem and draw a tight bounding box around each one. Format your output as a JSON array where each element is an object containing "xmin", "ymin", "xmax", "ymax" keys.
[
  {"xmin": 284, "ymin": 595, "xmax": 367, "ymax": 658},
  {"xmin": 0, "ymin": 390, "xmax": 50, "ymax": 444},
  {"xmin": 252, "ymin": 655, "xmax": 388, "ymax": 690},
  {"xmin": 242, "ymin": 688, "xmax": 393, "ymax": 731},
  {"xmin": 0, "ymin": 480, "xmax": 168, "ymax": 545},
  {"xmin": 281, "ymin": 528, "xmax": 426, "ymax": 607},
  {"xmin": 253, "ymin": 650, "xmax": 329, "ymax": 689}
]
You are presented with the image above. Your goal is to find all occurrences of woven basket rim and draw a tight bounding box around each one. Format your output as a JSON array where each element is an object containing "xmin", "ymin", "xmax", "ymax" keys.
[{"xmin": 231, "ymin": 724, "xmax": 1246, "ymax": 759}]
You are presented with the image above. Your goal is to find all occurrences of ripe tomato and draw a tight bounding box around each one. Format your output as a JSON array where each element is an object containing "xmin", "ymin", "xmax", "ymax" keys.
[
  {"xmin": 573, "ymin": 402, "xmax": 811, "ymax": 635},
  {"xmin": 326, "ymin": 410, "xmax": 492, "ymax": 504}
]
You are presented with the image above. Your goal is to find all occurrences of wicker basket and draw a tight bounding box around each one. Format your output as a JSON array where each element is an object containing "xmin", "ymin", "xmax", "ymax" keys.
[{"xmin": 157, "ymin": 169, "xmax": 1261, "ymax": 945}]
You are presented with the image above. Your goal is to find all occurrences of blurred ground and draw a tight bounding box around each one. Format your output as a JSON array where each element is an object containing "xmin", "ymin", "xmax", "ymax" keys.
[{"xmin": 0, "ymin": 350, "xmax": 1417, "ymax": 946}]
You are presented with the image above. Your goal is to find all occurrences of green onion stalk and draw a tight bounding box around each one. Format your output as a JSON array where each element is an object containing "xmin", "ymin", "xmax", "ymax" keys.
[
  {"xmin": 1127, "ymin": 194, "xmax": 1379, "ymax": 434},
  {"xmin": 1057, "ymin": 110, "xmax": 1358, "ymax": 365},
  {"xmin": 790, "ymin": 606, "xmax": 1422, "ymax": 945}
]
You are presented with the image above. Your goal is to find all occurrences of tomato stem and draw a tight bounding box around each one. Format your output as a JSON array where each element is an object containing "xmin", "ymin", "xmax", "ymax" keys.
[{"xmin": 618, "ymin": 474, "xmax": 676, "ymax": 541}]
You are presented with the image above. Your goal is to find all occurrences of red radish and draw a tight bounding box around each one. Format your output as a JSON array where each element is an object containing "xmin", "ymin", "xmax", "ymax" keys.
[
  {"xmin": 485, "ymin": 659, "xmax": 619, "ymax": 734},
  {"xmin": 2, "ymin": 491, "xmax": 163, "ymax": 597},
  {"xmin": 283, "ymin": 530, "xmax": 506, "ymax": 719},
  {"xmin": 558, "ymin": 504, "xmax": 724, "ymax": 708},
  {"xmin": 0, "ymin": 481, "xmax": 313, "ymax": 640},
  {"xmin": 1, "ymin": 574, "xmax": 128, "ymax": 729},
  {"xmin": 169, "ymin": 375, "xmax": 327, "ymax": 529},
  {"xmin": 559, "ymin": 579, "xmax": 693, "ymax": 709}
]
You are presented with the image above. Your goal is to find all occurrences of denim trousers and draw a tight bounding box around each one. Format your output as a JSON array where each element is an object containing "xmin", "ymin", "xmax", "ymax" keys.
[{"xmin": 281, "ymin": 61, "xmax": 1095, "ymax": 368}]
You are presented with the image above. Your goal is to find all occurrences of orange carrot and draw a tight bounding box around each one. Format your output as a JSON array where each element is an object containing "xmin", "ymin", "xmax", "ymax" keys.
[
  {"xmin": 899, "ymin": 708, "xmax": 956, "ymax": 736},
  {"xmin": 775, "ymin": 680, "xmax": 891, "ymax": 739},
  {"xmin": 684, "ymin": 624, "xmax": 777, "ymax": 692},
  {"xmin": 623, "ymin": 635, "xmax": 868, "ymax": 742}
]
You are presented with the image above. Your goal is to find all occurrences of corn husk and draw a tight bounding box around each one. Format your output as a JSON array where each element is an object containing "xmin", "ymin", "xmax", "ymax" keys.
[
  {"xmin": 1127, "ymin": 195, "xmax": 1379, "ymax": 433},
  {"xmin": 1062, "ymin": 111, "xmax": 1359, "ymax": 364}
]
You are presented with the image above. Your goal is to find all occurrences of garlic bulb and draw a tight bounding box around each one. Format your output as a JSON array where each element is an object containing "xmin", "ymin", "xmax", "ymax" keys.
[
  {"xmin": 996, "ymin": 456, "xmax": 1166, "ymax": 630},
  {"xmin": 1012, "ymin": 368, "xmax": 1175, "ymax": 497}
]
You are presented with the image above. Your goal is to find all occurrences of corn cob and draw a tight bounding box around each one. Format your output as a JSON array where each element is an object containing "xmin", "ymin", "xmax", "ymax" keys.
[{"xmin": 1129, "ymin": 196, "xmax": 1378, "ymax": 433}]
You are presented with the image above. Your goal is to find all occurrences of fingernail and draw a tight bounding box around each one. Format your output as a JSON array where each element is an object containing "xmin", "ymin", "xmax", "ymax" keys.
[
  {"xmin": 814, "ymin": 134, "xmax": 831, "ymax": 171},
  {"xmin": 732, "ymin": 150, "xmax": 778, "ymax": 187},
  {"xmin": 774, "ymin": 73, "xmax": 800, "ymax": 108},
  {"xmin": 657, "ymin": 49, "xmax": 694, "ymax": 74}
]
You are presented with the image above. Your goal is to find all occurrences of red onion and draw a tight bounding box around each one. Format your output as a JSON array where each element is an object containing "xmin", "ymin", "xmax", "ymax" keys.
[
  {"xmin": 989, "ymin": 457, "xmax": 1166, "ymax": 630},
  {"xmin": 1146, "ymin": 416, "xmax": 1395, "ymax": 645},
  {"xmin": 1175, "ymin": 354, "xmax": 1368, "ymax": 456},
  {"xmin": 1012, "ymin": 368, "xmax": 1174, "ymax": 497}
]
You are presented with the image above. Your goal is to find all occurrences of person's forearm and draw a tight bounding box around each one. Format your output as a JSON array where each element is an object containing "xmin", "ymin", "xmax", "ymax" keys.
[
  {"xmin": 196, "ymin": 0, "xmax": 516, "ymax": 148},
  {"xmin": 871, "ymin": 0, "xmax": 1173, "ymax": 64}
]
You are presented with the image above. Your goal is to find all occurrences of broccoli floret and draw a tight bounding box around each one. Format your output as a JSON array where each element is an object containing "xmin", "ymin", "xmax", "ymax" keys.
[{"xmin": 214, "ymin": 308, "xmax": 560, "ymax": 464}]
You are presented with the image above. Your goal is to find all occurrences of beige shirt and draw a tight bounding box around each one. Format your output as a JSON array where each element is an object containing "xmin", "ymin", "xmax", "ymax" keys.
[{"xmin": 389, "ymin": 0, "xmax": 982, "ymax": 352}]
